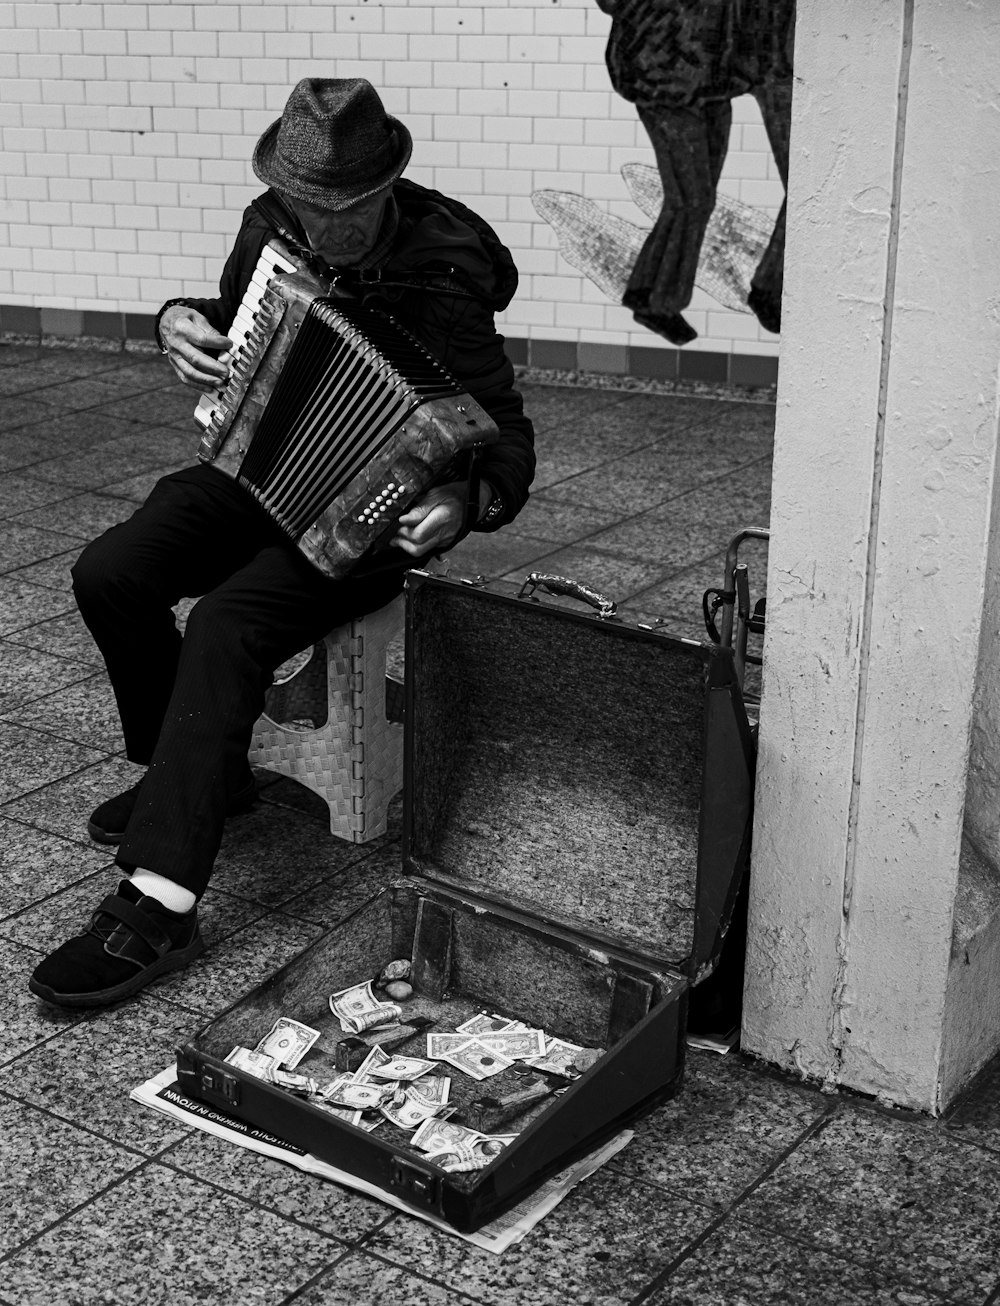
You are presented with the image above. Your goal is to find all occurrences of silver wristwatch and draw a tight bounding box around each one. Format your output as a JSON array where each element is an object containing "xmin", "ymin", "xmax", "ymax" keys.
[{"xmin": 480, "ymin": 493, "xmax": 504, "ymax": 527}]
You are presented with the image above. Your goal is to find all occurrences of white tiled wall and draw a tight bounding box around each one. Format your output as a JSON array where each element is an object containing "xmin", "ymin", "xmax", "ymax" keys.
[{"xmin": 1, "ymin": 0, "xmax": 784, "ymax": 358}]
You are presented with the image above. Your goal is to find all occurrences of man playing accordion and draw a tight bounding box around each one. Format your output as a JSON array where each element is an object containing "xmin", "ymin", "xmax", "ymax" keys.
[{"xmin": 30, "ymin": 78, "xmax": 535, "ymax": 1008}]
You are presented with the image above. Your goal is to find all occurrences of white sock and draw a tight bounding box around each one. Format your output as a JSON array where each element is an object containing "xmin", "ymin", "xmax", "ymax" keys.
[{"xmin": 130, "ymin": 868, "xmax": 197, "ymax": 915}]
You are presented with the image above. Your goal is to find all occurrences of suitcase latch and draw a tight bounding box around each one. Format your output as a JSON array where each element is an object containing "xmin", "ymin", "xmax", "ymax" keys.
[
  {"xmin": 389, "ymin": 1157, "xmax": 441, "ymax": 1209},
  {"xmin": 200, "ymin": 1065, "xmax": 241, "ymax": 1106}
]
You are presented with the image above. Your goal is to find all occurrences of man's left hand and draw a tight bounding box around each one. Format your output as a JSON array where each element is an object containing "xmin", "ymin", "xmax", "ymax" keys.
[{"xmin": 392, "ymin": 484, "xmax": 467, "ymax": 557}]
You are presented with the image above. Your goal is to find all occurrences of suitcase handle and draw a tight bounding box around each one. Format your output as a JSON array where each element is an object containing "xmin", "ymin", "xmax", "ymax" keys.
[{"xmin": 517, "ymin": 572, "xmax": 618, "ymax": 618}]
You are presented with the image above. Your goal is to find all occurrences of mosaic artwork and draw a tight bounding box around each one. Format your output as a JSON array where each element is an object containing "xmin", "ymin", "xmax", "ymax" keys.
[
  {"xmin": 534, "ymin": 0, "xmax": 795, "ymax": 345},
  {"xmin": 533, "ymin": 165, "xmax": 773, "ymax": 317}
]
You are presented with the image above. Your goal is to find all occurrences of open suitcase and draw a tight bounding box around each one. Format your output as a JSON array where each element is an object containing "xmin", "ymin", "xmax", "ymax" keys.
[{"xmin": 176, "ymin": 568, "xmax": 756, "ymax": 1233}]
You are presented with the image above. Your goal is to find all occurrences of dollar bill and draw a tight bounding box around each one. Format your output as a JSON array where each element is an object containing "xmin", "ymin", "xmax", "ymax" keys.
[
  {"xmin": 477, "ymin": 1134, "xmax": 517, "ymax": 1159},
  {"xmin": 426, "ymin": 1032, "xmax": 476, "ymax": 1060},
  {"xmin": 438, "ymin": 1037, "xmax": 515, "ymax": 1081},
  {"xmin": 425, "ymin": 1133, "xmax": 516, "ymax": 1173},
  {"xmin": 319, "ymin": 1076, "xmax": 388, "ymax": 1111},
  {"xmin": 424, "ymin": 1142, "xmax": 490, "ymax": 1173},
  {"xmin": 379, "ymin": 1094, "xmax": 446, "ymax": 1131},
  {"xmin": 524, "ymin": 1037, "xmax": 598, "ymax": 1076},
  {"xmin": 253, "ymin": 1017, "xmax": 320, "ymax": 1070},
  {"xmin": 368, "ymin": 1055, "xmax": 436, "ymax": 1082},
  {"xmin": 225, "ymin": 1046, "xmax": 278, "ymax": 1083},
  {"xmin": 411, "ymin": 1116, "xmax": 484, "ymax": 1155},
  {"xmin": 353, "ymin": 1044, "xmax": 391, "ymax": 1082},
  {"xmin": 408, "ymin": 1074, "xmax": 451, "ymax": 1109},
  {"xmin": 272, "ymin": 1067, "xmax": 318, "ymax": 1097},
  {"xmin": 455, "ymin": 1013, "xmax": 516, "ymax": 1037},
  {"xmin": 475, "ymin": 1028, "xmax": 546, "ymax": 1061},
  {"xmin": 329, "ymin": 981, "xmax": 401, "ymax": 1034},
  {"xmin": 312, "ymin": 1099, "xmax": 360, "ymax": 1126}
]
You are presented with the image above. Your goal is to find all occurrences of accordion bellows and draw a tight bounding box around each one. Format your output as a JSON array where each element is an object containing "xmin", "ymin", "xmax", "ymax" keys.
[{"xmin": 195, "ymin": 241, "xmax": 499, "ymax": 579}]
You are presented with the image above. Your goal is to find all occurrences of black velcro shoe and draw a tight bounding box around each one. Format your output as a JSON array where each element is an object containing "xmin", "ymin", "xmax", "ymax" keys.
[
  {"xmin": 88, "ymin": 771, "xmax": 257, "ymax": 844},
  {"xmin": 28, "ymin": 879, "xmax": 205, "ymax": 1008},
  {"xmin": 88, "ymin": 780, "xmax": 145, "ymax": 844}
]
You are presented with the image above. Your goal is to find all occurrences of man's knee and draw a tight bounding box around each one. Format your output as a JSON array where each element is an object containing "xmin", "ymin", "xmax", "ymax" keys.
[
  {"xmin": 71, "ymin": 533, "xmax": 124, "ymax": 612},
  {"xmin": 183, "ymin": 590, "xmax": 254, "ymax": 654}
]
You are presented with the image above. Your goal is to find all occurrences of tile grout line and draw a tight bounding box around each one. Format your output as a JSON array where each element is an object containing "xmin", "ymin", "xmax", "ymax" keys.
[
  {"xmin": 533, "ymin": 452, "xmax": 773, "ymax": 546},
  {"xmin": 298, "ymin": 1228, "xmax": 496, "ymax": 1306},
  {"xmin": 0, "ymin": 1111, "xmax": 162, "ymax": 1270},
  {"xmin": 626, "ymin": 1103, "xmax": 840, "ymax": 1305}
]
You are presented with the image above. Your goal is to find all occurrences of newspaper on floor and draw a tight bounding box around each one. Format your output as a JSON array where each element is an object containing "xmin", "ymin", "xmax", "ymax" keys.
[
  {"xmin": 131, "ymin": 1065, "xmax": 632, "ymax": 1254},
  {"xmin": 685, "ymin": 1025, "xmax": 740, "ymax": 1055}
]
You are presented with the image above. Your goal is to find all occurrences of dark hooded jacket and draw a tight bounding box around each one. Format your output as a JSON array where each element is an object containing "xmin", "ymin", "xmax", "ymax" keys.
[{"xmin": 159, "ymin": 179, "xmax": 535, "ymax": 546}]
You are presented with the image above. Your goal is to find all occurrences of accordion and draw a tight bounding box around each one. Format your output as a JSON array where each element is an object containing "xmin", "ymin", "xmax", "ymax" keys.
[{"xmin": 194, "ymin": 240, "xmax": 500, "ymax": 579}]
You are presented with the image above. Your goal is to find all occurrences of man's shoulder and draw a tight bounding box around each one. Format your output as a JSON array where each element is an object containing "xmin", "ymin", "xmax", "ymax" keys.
[{"xmin": 390, "ymin": 180, "xmax": 518, "ymax": 310}]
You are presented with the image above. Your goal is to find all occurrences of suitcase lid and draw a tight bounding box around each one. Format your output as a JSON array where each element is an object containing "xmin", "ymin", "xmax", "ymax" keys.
[{"xmin": 401, "ymin": 571, "xmax": 756, "ymax": 977}]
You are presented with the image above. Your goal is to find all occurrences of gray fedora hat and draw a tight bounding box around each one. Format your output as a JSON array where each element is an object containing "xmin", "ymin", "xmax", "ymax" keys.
[{"xmin": 253, "ymin": 78, "xmax": 412, "ymax": 210}]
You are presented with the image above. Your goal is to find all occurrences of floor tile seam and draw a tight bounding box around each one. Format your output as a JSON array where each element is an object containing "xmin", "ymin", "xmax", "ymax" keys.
[
  {"xmin": 540, "ymin": 450, "xmax": 773, "ymax": 525},
  {"xmin": 0, "ymin": 805, "xmax": 111, "ymax": 851},
  {"xmin": 23, "ymin": 465, "xmax": 198, "ymax": 498},
  {"xmin": 267, "ymin": 888, "xmax": 380, "ymax": 931},
  {"xmin": 275, "ymin": 1246, "xmax": 371, "ymax": 1306},
  {"xmin": 2, "ymin": 474, "xmax": 83, "ymax": 505},
  {"xmin": 0, "ymin": 582, "xmax": 77, "ymax": 617},
  {"xmin": 144, "ymin": 987, "xmax": 216, "ymax": 1022},
  {"xmin": 0, "ymin": 467, "xmax": 80, "ymax": 486},
  {"xmin": 528, "ymin": 410, "xmax": 722, "ymax": 447},
  {"xmin": 0, "ymin": 1078, "xmax": 162, "ymax": 1166},
  {"xmin": 499, "ymin": 519, "xmax": 633, "ymax": 548},
  {"xmin": 628, "ymin": 543, "xmax": 752, "ymax": 599},
  {"xmin": 0, "ymin": 1153, "xmax": 203, "ymax": 1271},
  {"xmin": 0, "ymin": 552, "xmax": 83, "ymax": 579},
  {"xmin": 0, "ymin": 377, "xmax": 167, "ymax": 402},
  {"xmin": 1, "ymin": 631, "xmax": 102, "ymax": 669},
  {"xmin": 535, "ymin": 431, "xmax": 770, "ymax": 491},
  {"xmin": 309, "ymin": 1234, "xmax": 501, "ymax": 1304},
  {"xmin": 0, "ymin": 707, "xmax": 117, "ymax": 758},
  {"xmin": 1, "ymin": 564, "xmax": 76, "ymax": 592},
  {"xmin": 0, "ymin": 865, "xmax": 115, "ymax": 934},
  {"xmin": 937, "ymin": 1124, "xmax": 1000, "ymax": 1160},
  {"xmin": 8, "ymin": 356, "xmax": 163, "ymax": 383},
  {"xmin": 0, "ymin": 921, "xmax": 58, "ymax": 960},
  {"xmin": 718, "ymin": 1209, "xmax": 977, "ymax": 1306},
  {"xmin": 194, "ymin": 898, "xmax": 277, "ymax": 946},
  {"xmin": 625, "ymin": 1102, "xmax": 839, "ymax": 1306},
  {"xmin": 5, "ymin": 398, "xmax": 177, "ymax": 426},
  {"xmin": 0, "ymin": 520, "xmax": 85, "ymax": 547},
  {"xmin": 0, "ymin": 752, "xmax": 126, "ymax": 817},
  {"xmin": 6, "ymin": 512, "xmax": 91, "ymax": 543},
  {"xmin": 826, "ymin": 1084, "xmax": 1000, "ymax": 1153},
  {"xmin": 34, "ymin": 380, "xmax": 181, "ymax": 404},
  {"xmin": 151, "ymin": 1148, "xmax": 362, "ymax": 1253}
]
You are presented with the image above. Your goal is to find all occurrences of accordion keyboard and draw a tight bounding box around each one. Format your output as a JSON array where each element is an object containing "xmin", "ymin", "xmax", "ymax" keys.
[{"xmin": 193, "ymin": 242, "xmax": 298, "ymax": 432}]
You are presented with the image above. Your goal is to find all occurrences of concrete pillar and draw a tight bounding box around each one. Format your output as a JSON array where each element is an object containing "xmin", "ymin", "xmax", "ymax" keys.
[{"xmin": 742, "ymin": 0, "xmax": 1000, "ymax": 1112}]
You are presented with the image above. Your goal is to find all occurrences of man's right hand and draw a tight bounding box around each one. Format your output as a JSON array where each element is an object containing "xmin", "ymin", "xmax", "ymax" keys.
[{"xmin": 159, "ymin": 305, "xmax": 234, "ymax": 391}]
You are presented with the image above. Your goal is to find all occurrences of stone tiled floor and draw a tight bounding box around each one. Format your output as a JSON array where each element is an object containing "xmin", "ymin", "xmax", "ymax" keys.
[{"xmin": 2, "ymin": 338, "xmax": 999, "ymax": 1305}]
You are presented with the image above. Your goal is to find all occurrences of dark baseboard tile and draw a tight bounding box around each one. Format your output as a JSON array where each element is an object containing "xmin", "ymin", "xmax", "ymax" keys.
[
  {"xmin": 0, "ymin": 306, "xmax": 778, "ymax": 392},
  {"xmin": 1, "ymin": 304, "xmax": 160, "ymax": 344},
  {"xmin": 511, "ymin": 337, "xmax": 777, "ymax": 391}
]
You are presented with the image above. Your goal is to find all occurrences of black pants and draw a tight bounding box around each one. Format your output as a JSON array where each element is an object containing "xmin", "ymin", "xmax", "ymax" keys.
[{"xmin": 72, "ymin": 463, "xmax": 408, "ymax": 897}]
